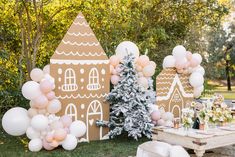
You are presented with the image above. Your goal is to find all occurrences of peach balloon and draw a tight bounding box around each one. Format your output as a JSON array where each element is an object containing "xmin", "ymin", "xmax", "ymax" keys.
[
  {"xmin": 110, "ymin": 65, "xmax": 114, "ymax": 74},
  {"xmin": 30, "ymin": 68, "xmax": 44, "ymax": 82},
  {"xmin": 43, "ymin": 139, "xmax": 54, "ymax": 150},
  {"xmin": 111, "ymin": 75, "xmax": 120, "ymax": 85},
  {"xmin": 46, "ymin": 133, "xmax": 54, "ymax": 143},
  {"xmin": 43, "ymin": 65, "xmax": 50, "ymax": 74},
  {"xmin": 137, "ymin": 77, "xmax": 148, "ymax": 89},
  {"xmin": 111, "ymin": 69, "xmax": 117, "ymax": 75},
  {"xmin": 138, "ymin": 72, "xmax": 144, "ymax": 77},
  {"xmin": 54, "ymin": 129, "xmax": 67, "ymax": 141},
  {"xmin": 30, "ymin": 100, "xmax": 36, "ymax": 108},
  {"xmin": 50, "ymin": 121, "xmax": 64, "ymax": 130},
  {"xmin": 50, "ymin": 140, "xmax": 59, "ymax": 148},
  {"xmin": 28, "ymin": 108, "xmax": 38, "ymax": 118},
  {"xmin": 149, "ymin": 61, "xmax": 156, "ymax": 69},
  {"xmin": 47, "ymin": 99, "xmax": 61, "ymax": 114},
  {"xmin": 38, "ymin": 109, "xmax": 46, "ymax": 114},
  {"xmin": 46, "ymin": 91, "xmax": 55, "ymax": 101},
  {"xmin": 136, "ymin": 65, "xmax": 142, "ymax": 72},
  {"xmin": 143, "ymin": 65, "xmax": 155, "ymax": 77},
  {"xmin": 190, "ymin": 58, "xmax": 199, "ymax": 68},
  {"xmin": 115, "ymin": 66, "xmax": 122, "ymax": 73},
  {"xmin": 40, "ymin": 79, "xmax": 53, "ymax": 93},
  {"xmin": 34, "ymin": 95, "xmax": 48, "ymax": 109},
  {"xmin": 109, "ymin": 55, "xmax": 120, "ymax": 67},
  {"xmin": 186, "ymin": 51, "xmax": 192, "ymax": 60},
  {"xmin": 138, "ymin": 55, "xmax": 150, "ymax": 67},
  {"xmin": 60, "ymin": 115, "xmax": 72, "ymax": 128}
]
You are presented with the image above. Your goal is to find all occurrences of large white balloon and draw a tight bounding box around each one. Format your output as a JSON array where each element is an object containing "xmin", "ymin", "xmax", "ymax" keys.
[
  {"xmin": 189, "ymin": 72, "xmax": 204, "ymax": 88},
  {"xmin": 2, "ymin": 107, "xmax": 30, "ymax": 136},
  {"xmin": 162, "ymin": 55, "xmax": 176, "ymax": 68},
  {"xmin": 62, "ymin": 134, "xmax": 78, "ymax": 150},
  {"xmin": 193, "ymin": 66, "xmax": 205, "ymax": 76},
  {"xmin": 193, "ymin": 89, "xmax": 202, "ymax": 98},
  {"xmin": 28, "ymin": 138, "xmax": 42, "ymax": 152},
  {"xmin": 26, "ymin": 127, "xmax": 41, "ymax": 139},
  {"xmin": 31, "ymin": 114, "xmax": 48, "ymax": 131},
  {"xmin": 172, "ymin": 45, "xmax": 186, "ymax": 59},
  {"xmin": 115, "ymin": 41, "xmax": 139, "ymax": 60},
  {"xmin": 69, "ymin": 120, "xmax": 87, "ymax": 138},
  {"xmin": 192, "ymin": 53, "xmax": 202, "ymax": 64},
  {"xmin": 21, "ymin": 81, "xmax": 42, "ymax": 100},
  {"xmin": 30, "ymin": 68, "xmax": 44, "ymax": 82}
]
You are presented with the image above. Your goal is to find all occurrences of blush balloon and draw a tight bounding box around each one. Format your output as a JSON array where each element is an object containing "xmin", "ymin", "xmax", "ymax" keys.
[
  {"xmin": 46, "ymin": 133, "xmax": 54, "ymax": 143},
  {"xmin": 110, "ymin": 65, "xmax": 114, "ymax": 74},
  {"xmin": 190, "ymin": 57, "xmax": 200, "ymax": 68},
  {"xmin": 137, "ymin": 77, "xmax": 148, "ymax": 89},
  {"xmin": 43, "ymin": 65, "xmax": 50, "ymax": 74},
  {"xmin": 60, "ymin": 115, "xmax": 72, "ymax": 128},
  {"xmin": 109, "ymin": 55, "xmax": 120, "ymax": 67},
  {"xmin": 54, "ymin": 128, "xmax": 67, "ymax": 141},
  {"xmin": 28, "ymin": 108, "xmax": 38, "ymax": 118},
  {"xmin": 186, "ymin": 51, "xmax": 192, "ymax": 60},
  {"xmin": 111, "ymin": 75, "xmax": 120, "ymax": 85},
  {"xmin": 138, "ymin": 55, "xmax": 150, "ymax": 67},
  {"xmin": 50, "ymin": 121, "xmax": 64, "ymax": 130},
  {"xmin": 34, "ymin": 95, "xmax": 48, "ymax": 109},
  {"xmin": 149, "ymin": 61, "xmax": 156, "ymax": 69},
  {"xmin": 143, "ymin": 65, "xmax": 155, "ymax": 77},
  {"xmin": 30, "ymin": 68, "xmax": 44, "ymax": 82},
  {"xmin": 40, "ymin": 79, "xmax": 53, "ymax": 93},
  {"xmin": 151, "ymin": 110, "xmax": 161, "ymax": 121},
  {"xmin": 46, "ymin": 91, "xmax": 55, "ymax": 101},
  {"xmin": 42, "ymin": 139, "xmax": 54, "ymax": 151},
  {"xmin": 50, "ymin": 140, "xmax": 59, "ymax": 148}
]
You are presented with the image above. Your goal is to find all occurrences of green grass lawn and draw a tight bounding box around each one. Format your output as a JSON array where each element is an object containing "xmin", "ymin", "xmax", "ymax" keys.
[{"xmin": 0, "ymin": 127, "xmax": 148, "ymax": 157}]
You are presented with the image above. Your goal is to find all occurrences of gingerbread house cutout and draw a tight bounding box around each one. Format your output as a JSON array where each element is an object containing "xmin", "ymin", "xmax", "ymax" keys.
[
  {"xmin": 156, "ymin": 68, "xmax": 193, "ymax": 117},
  {"xmin": 50, "ymin": 12, "xmax": 110, "ymax": 142}
]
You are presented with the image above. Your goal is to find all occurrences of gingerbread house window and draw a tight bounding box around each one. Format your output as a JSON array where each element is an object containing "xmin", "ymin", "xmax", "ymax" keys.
[
  {"xmin": 65, "ymin": 103, "xmax": 77, "ymax": 121},
  {"xmin": 87, "ymin": 68, "xmax": 101, "ymax": 90},
  {"xmin": 62, "ymin": 68, "xmax": 78, "ymax": 91}
]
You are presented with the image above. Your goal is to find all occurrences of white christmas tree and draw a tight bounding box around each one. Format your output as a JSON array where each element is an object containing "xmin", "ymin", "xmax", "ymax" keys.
[{"xmin": 106, "ymin": 54, "xmax": 153, "ymax": 140}]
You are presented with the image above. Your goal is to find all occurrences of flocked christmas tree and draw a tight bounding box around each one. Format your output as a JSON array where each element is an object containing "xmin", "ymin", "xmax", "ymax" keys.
[{"xmin": 106, "ymin": 53, "xmax": 153, "ymax": 140}]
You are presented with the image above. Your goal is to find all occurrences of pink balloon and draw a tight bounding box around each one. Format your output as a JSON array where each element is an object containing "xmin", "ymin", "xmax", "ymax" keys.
[
  {"xmin": 54, "ymin": 128, "xmax": 67, "ymax": 141},
  {"xmin": 64, "ymin": 127, "xmax": 70, "ymax": 134},
  {"xmin": 111, "ymin": 69, "xmax": 117, "ymax": 75},
  {"xmin": 43, "ymin": 139, "xmax": 54, "ymax": 150},
  {"xmin": 115, "ymin": 65, "xmax": 122, "ymax": 73},
  {"xmin": 138, "ymin": 55, "xmax": 150, "ymax": 67},
  {"xmin": 111, "ymin": 75, "xmax": 120, "ymax": 85},
  {"xmin": 49, "ymin": 140, "xmax": 59, "ymax": 148},
  {"xmin": 109, "ymin": 55, "xmax": 120, "ymax": 67},
  {"xmin": 152, "ymin": 120, "xmax": 157, "ymax": 125},
  {"xmin": 46, "ymin": 133, "xmax": 54, "ymax": 143},
  {"xmin": 28, "ymin": 108, "xmax": 38, "ymax": 118},
  {"xmin": 30, "ymin": 68, "xmax": 44, "ymax": 82},
  {"xmin": 149, "ymin": 61, "xmax": 156, "ymax": 69},
  {"xmin": 40, "ymin": 80, "xmax": 53, "ymax": 93},
  {"xmin": 151, "ymin": 110, "xmax": 161, "ymax": 121},
  {"xmin": 60, "ymin": 115, "xmax": 72, "ymax": 128},
  {"xmin": 186, "ymin": 51, "xmax": 192, "ymax": 60},
  {"xmin": 38, "ymin": 109, "xmax": 47, "ymax": 114},
  {"xmin": 50, "ymin": 121, "xmax": 64, "ymax": 130},
  {"xmin": 136, "ymin": 65, "xmax": 142, "ymax": 72},
  {"xmin": 157, "ymin": 119, "xmax": 165, "ymax": 126},
  {"xmin": 190, "ymin": 58, "xmax": 200, "ymax": 68},
  {"xmin": 47, "ymin": 99, "xmax": 61, "ymax": 114},
  {"xmin": 110, "ymin": 65, "xmax": 114, "ymax": 74},
  {"xmin": 142, "ymin": 65, "xmax": 155, "ymax": 77},
  {"xmin": 33, "ymin": 95, "xmax": 48, "ymax": 109},
  {"xmin": 46, "ymin": 91, "xmax": 55, "ymax": 100}
]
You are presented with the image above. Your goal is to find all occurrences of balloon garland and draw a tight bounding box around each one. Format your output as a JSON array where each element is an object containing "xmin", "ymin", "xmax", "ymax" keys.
[
  {"xmin": 162, "ymin": 45, "xmax": 205, "ymax": 98},
  {"xmin": 109, "ymin": 41, "xmax": 156, "ymax": 89},
  {"xmin": 2, "ymin": 65, "xmax": 87, "ymax": 152}
]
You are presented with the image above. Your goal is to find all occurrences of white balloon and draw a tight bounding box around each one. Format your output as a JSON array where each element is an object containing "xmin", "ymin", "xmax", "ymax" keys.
[
  {"xmin": 21, "ymin": 81, "xmax": 42, "ymax": 100},
  {"xmin": 31, "ymin": 114, "xmax": 48, "ymax": 131},
  {"xmin": 43, "ymin": 65, "xmax": 50, "ymax": 74},
  {"xmin": 115, "ymin": 41, "xmax": 139, "ymax": 60},
  {"xmin": 163, "ymin": 55, "xmax": 176, "ymax": 68},
  {"xmin": 172, "ymin": 45, "xmax": 186, "ymax": 59},
  {"xmin": 189, "ymin": 72, "xmax": 204, "ymax": 88},
  {"xmin": 62, "ymin": 134, "xmax": 78, "ymax": 150},
  {"xmin": 195, "ymin": 85, "xmax": 204, "ymax": 93},
  {"xmin": 193, "ymin": 65, "xmax": 205, "ymax": 76},
  {"xmin": 69, "ymin": 120, "xmax": 87, "ymax": 138},
  {"xmin": 30, "ymin": 68, "xmax": 44, "ymax": 82},
  {"xmin": 193, "ymin": 89, "xmax": 202, "ymax": 98},
  {"xmin": 26, "ymin": 127, "xmax": 41, "ymax": 139},
  {"xmin": 2, "ymin": 107, "xmax": 30, "ymax": 136},
  {"xmin": 165, "ymin": 120, "xmax": 174, "ymax": 127},
  {"xmin": 192, "ymin": 53, "xmax": 202, "ymax": 64},
  {"xmin": 28, "ymin": 138, "xmax": 42, "ymax": 152},
  {"xmin": 162, "ymin": 112, "xmax": 174, "ymax": 121}
]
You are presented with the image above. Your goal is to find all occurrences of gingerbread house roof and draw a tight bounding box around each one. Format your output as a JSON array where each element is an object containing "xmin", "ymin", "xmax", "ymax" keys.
[
  {"xmin": 156, "ymin": 68, "xmax": 193, "ymax": 101},
  {"xmin": 51, "ymin": 12, "xmax": 108, "ymax": 63}
]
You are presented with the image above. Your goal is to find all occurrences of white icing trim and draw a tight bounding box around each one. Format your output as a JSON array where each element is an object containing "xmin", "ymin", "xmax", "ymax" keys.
[
  {"xmin": 73, "ymin": 21, "xmax": 89, "ymax": 27},
  {"xmin": 62, "ymin": 40, "xmax": 99, "ymax": 46},
  {"xmin": 56, "ymin": 93, "xmax": 108, "ymax": 99},
  {"xmin": 67, "ymin": 32, "xmax": 94, "ymax": 37},
  {"xmin": 55, "ymin": 50, "xmax": 106, "ymax": 56},
  {"xmin": 156, "ymin": 74, "xmax": 193, "ymax": 101},
  {"xmin": 50, "ymin": 59, "xmax": 109, "ymax": 65}
]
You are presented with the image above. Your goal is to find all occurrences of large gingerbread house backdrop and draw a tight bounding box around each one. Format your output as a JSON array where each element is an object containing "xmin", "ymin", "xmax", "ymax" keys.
[
  {"xmin": 50, "ymin": 12, "xmax": 110, "ymax": 142},
  {"xmin": 156, "ymin": 68, "xmax": 194, "ymax": 117}
]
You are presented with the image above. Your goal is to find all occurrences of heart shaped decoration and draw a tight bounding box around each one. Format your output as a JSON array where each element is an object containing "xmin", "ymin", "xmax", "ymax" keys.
[{"xmin": 89, "ymin": 119, "xmax": 94, "ymax": 126}]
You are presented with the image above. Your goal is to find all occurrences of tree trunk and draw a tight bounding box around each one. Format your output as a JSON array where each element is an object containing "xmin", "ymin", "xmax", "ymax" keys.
[{"xmin": 225, "ymin": 59, "xmax": 232, "ymax": 91}]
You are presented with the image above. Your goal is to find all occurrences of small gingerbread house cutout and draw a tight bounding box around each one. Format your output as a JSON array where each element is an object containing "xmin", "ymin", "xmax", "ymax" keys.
[
  {"xmin": 156, "ymin": 68, "xmax": 193, "ymax": 117},
  {"xmin": 50, "ymin": 12, "xmax": 110, "ymax": 141}
]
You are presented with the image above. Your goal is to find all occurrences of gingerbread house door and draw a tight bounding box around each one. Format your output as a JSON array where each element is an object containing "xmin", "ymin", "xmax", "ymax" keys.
[
  {"xmin": 86, "ymin": 100, "xmax": 103, "ymax": 141},
  {"xmin": 169, "ymin": 87, "xmax": 184, "ymax": 118}
]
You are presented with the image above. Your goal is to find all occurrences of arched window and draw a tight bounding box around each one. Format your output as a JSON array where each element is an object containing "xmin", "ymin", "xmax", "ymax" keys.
[
  {"xmin": 87, "ymin": 68, "xmax": 101, "ymax": 90},
  {"xmin": 62, "ymin": 68, "xmax": 78, "ymax": 91},
  {"xmin": 65, "ymin": 103, "xmax": 77, "ymax": 121}
]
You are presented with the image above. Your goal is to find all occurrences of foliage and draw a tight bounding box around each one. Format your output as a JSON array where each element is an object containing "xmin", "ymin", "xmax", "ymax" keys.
[
  {"xmin": 106, "ymin": 54, "xmax": 153, "ymax": 140},
  {"xmin": 0, "ymin": 0, "xmax": 230, "ymax": 113}
]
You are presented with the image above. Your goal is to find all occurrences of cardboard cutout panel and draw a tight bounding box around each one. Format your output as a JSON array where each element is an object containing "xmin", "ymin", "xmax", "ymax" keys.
[
  {"xmin": 50, "ymin": 12, "xmax": 110, "ymax": 141},
  {"xmin": 156, "ymin": 68, "xmax": 193, "ymax": 117}
]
